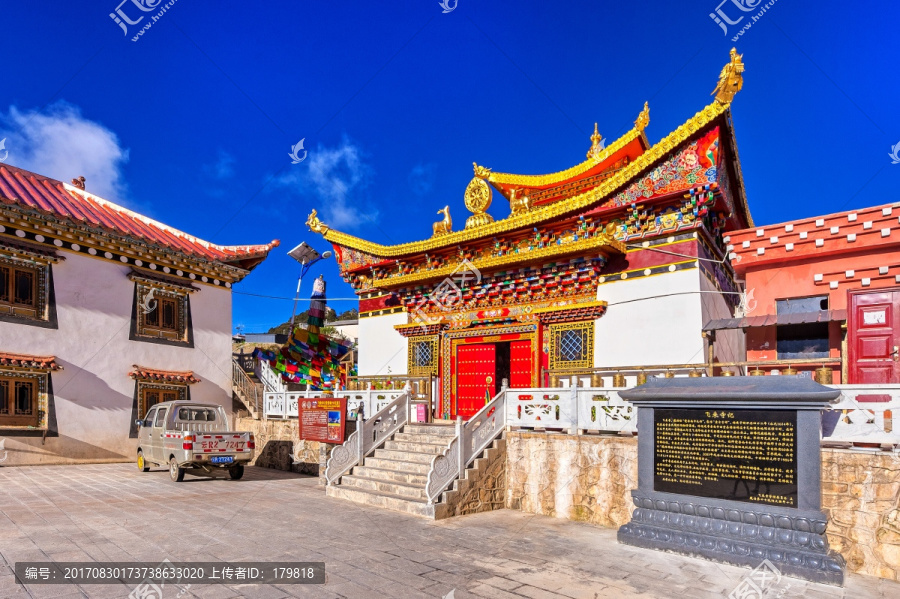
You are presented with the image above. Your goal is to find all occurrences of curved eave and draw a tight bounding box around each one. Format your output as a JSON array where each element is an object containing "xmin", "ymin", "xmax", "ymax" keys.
[
  {"xmin": 483, "ymin": 127, "xmax": 645, "ymax": 191},
  {"xmin": 316, "ymin": 100, "xmax": 738, "ymax": 259}
]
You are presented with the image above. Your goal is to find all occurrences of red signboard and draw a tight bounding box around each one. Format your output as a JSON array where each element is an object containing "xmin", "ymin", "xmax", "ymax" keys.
[{"xmin": 298, "ymin": 397, "xmax": 347, "ymax": 443}]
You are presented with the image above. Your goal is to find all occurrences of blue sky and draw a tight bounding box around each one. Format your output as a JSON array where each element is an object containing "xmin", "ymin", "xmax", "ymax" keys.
[{"xmin": 2, "ymin": 0, "xmax": 898, "ymax": 332}]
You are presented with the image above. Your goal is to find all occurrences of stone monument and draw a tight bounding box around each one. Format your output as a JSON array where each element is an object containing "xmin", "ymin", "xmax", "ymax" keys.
[{"xmin": 617, "ymin": 377, "xmax": 845, "ymax": 585}]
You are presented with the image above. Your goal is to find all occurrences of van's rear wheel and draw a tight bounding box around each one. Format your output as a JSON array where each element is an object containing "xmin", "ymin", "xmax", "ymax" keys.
[
  {"xmin": 137, "ymin": 450, "xmax": 150, "ymax": 473},
  {"xmin": 169, "ymin": 457, "xmax": 185, "ymax": 482},
  {"xmin": 228, "ymin": 465, "xmax": 244, "ymax": 480}
]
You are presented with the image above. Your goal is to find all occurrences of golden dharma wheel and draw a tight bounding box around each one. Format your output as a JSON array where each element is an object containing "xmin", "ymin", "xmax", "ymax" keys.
[
  {"xmin": 591, "ymin": 373, "xmax": 603, "ymax": 388},
  {"xmin": 815, "ymin": 367, "xmax": 833, "ymax": 384},
  {"xmin": 612, "ymin": 373, "xmax": 626, "ymax": 388},
  {"xmin": 749, "ymin": 368, "xmax": 765, "ymax": 376},
  {"xmin": 636, "ymin": 372, "xmax": 648, "ymax": 385}
]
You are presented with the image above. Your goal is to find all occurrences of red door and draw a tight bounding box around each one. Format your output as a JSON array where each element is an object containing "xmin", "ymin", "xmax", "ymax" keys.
[
  {"xmin": 849, "ymin": 289, "xmax": 900, "ymax": 384},
  {"xmin": 509, "ymin": 340, "xmax": 533, "ymax": 388},
  {"xmin": 456, "ymin": 344, "xmax": 495, "ymax": 419}
]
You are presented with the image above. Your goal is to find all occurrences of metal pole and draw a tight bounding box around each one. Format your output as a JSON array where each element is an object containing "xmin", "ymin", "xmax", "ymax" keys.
[{"xmin": 289, "ymin": 259, "xmax": 308, "ymax": 328}]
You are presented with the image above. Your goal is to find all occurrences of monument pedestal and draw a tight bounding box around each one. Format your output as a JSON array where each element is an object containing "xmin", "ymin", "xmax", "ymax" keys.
[{"xmin": 617, "ymin": 377, "xmax": 846, "ymax": 586}]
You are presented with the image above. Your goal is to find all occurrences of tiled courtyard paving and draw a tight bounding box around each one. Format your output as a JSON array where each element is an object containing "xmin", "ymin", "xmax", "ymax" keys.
[{"xmin": 0, "ymin": 464, "xmax": 897, "ymax": 599}]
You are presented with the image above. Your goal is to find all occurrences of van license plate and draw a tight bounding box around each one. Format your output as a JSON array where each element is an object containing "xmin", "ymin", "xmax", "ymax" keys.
[{"xmin": 211, "ymin": 456, "xmax": 234, "ymax": 464}]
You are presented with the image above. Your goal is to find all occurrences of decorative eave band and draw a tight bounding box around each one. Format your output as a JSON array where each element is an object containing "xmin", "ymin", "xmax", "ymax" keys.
[
  {"xmin": 0, "ymin": 234, "xmax": 64, "ymax": 263},
  {"xmin": 532, "ymin": 300, "xmax": 608, "ymax": 324},
  {"xmin": 311, "ymin": 100, "xmax": 731, "ymax": 258},
  {"xmin": 128, "ymin": 267, "xmax": 200, "ymax": 292},
  {"xmin": 129, "ymin": 365, "xmax": 200, "ymax": 384},
  {"xmin": 0, "ymin": 352, "xmax": 62, "ymax": 371}
]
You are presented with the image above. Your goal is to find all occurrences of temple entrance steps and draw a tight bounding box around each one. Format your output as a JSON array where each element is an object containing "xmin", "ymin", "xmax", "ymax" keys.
[{"xmin": 325, "ymin": 423, "xmax": 506, "ymax": 520}]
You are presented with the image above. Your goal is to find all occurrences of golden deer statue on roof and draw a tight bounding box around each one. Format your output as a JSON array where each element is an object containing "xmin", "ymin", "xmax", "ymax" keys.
[{"xmin": 432, "ymin": 205, "xmax": 452, "ymax": 238}]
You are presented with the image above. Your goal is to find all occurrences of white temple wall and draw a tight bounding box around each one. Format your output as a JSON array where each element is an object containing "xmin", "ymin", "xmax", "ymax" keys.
[
  {"xmin": 594, "ymin": 267, "xmax": 705, "ymax": 368},
  {"xmin": 699, "ymin": 269, "xmax": 744, "ymax": 365},
  {"xmin": 358, "ymin": 312, "xmax": 408, "ymax": 376},
  {"xmin": 0, "ymin": 250, "xmax": 233, "ymax": 466}
]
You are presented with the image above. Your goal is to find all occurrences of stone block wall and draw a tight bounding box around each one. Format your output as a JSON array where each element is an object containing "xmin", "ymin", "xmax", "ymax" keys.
[
  {"xmin": 505, "ymin": 432, "xmax": 900, "ymax": 581},
  {"xmin": 435, "ymin": 437, "xmax": 507, "ymax": 519},
  {"xmin": 821, "ymin": 448, "xmax": 900, "ymax": 581},
  {"xmin": 506, "ymin": 432, "xmax": 637, "ymax": 528},
  {"xmin": 234, "ymin": 417, "xmax": 322, "ymax": 476}
]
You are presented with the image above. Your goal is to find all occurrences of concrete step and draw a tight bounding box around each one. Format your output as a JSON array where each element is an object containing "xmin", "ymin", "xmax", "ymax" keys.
[
  {"xmin": 392, "ymin": 432, "xmax": 454, "ymax": 446},
  {"xmin": 341, "ymin": 475, "xmax": 427, "ymax": 500},
  {"xmin": 374, "ymin": 449, "xmax": 436, "ymax": 464},
  {"xmin": 383, "ymin": 440, "xmax": 447, "ymax": 454},
  {"xmin": 351, "ymin": 466, "xmax": 428, "ymax": 486},
  {"xmin": 325, "ymin": 485, "xmax": 435, "ymax": 518},
  {"xmin": 363, "ymin": 457, "xmax": 432, "ymax": 475},
  {"xmin": 403, "ymin": 424, "xmax": 456, "ymax": 437}
]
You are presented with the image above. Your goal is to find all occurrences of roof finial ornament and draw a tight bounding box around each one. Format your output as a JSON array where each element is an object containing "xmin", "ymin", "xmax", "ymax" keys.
[
  {"xmin": 473, "ymin": 162, "xmax": 491, "ymax": 179},
  {"xmin": 71, "ymin": 176, "xmax": 85, "ymax": 190},
  {"xmin": 306, "ymin": 209, "xmax": 329, "ymax": 234},
  {"xmin": 634, "ymin": 102, "xmax": 650, "ymax": 131},
  {"xmin": 712, "ymin": 47, "xmax": 744, "ymax": 104},
  {"xmin": 586, "ymin": 123, "xmax": 605, "ymax": 159}
]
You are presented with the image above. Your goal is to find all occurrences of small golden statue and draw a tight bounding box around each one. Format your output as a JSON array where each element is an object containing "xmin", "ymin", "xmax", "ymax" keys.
[
  {"xmin": 509, "ymin": 188, "xmax": 532, "ymax": 216},
  {"xmin": 634, "ymin": 102, "xmax": 650, "ymax": 131},
  {"xmin": 306, "ymin": 209, "xmax": 328, "ymax": 234},
  {"xmin": 586, "ymin": 123, "xmax": 604, "ymax": 159},
  {"xmin": 473, "ymin": 162, "xmax": 492, "ymax": 179},
  {"xmin": 432, "ymin": 205, "xmax": 452, "ymax": 238},
  {"xmin": 712, "ymin": 48, "xmax": 744, "ymax": 104}
]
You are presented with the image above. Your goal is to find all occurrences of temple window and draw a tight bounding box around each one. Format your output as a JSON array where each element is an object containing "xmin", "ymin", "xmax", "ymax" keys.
[
  {"xmin": 138, "ymin": 384, "xmax": 187, "ymax": 419},
  {"xmin": 0, "ymin": 371, "xmax": 47, "ymax": 429},
  {"xmin": 775, "ymin": 296, "xmax": 830, "ymax": 359},
  {"xmin": 408, "ymin": 336, "xmax": 439, "ymax": 376},
  {"xmin": 129, "ymin": 269, "xmax": 196, "ymax": 345},
  {"xmin": 0, "ymin": 254, "xmax": 51, "ymax": 323},
  {"xmin": 549, "ymin": 321, "xmax": 594, "ymax": 370}
]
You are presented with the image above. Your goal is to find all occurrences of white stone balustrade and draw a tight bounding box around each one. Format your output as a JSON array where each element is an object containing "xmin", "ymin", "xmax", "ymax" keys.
[
  {"xmin": 504, "ymin": 386, "xmax": 637, "ymax": 434},
  {"xmin": 823, "ymin": 384, "xmax": 900, "ymax": 446}
]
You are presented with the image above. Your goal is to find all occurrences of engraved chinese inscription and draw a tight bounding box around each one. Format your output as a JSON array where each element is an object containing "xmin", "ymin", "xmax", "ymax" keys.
[{"xmin": 654, "ymin": 408, "xmax": 797, "ymax": 507}]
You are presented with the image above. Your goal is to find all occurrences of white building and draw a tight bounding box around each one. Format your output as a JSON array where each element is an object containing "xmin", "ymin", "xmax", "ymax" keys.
[{"xmin": 0, "ymin": 164, "xmax": 277, "ymax": 465}]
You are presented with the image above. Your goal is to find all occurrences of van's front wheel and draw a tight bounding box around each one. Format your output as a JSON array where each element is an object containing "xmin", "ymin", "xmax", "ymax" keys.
[
  {"xmin": 228, "ymin": 465, "xmax": 244, "ymax": 480},
  {"xmin": 169, "ymin": 457, "xmax": 185, "ymax": 482}
]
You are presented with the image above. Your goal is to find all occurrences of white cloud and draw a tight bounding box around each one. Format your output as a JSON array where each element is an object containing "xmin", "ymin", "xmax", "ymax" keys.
[
  {"xmin": 205, "ymin": 148, "xmax": 235, "ymax": 180},
  {"xmin": 408, "ymin": 163, "xmax": 436, "ymax": 197},
  {"xmin": 0, "ymin": 102, "xmax": 129, "ymax": 202},
  {"xmin": 276, "ymin": 136, "xmax": 377, "ymax": 229}
]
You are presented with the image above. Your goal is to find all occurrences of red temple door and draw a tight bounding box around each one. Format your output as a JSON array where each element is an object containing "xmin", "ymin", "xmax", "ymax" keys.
[
  {"xmin": 455, "ymin": 344, "xmax": 495, "ymax": 419},
  {"xmin": 509, "ymin": 340, "xmax": 532, "ymax": 388},
  {"xmin": 849, "ymin": 289, "xmax": 900, "ymax": 384}
]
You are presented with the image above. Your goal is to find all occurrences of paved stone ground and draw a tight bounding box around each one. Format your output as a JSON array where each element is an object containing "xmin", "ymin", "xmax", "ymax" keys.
[{"xmin": 0, "ymin": 464, "xmax": 898, "ymax": 599}]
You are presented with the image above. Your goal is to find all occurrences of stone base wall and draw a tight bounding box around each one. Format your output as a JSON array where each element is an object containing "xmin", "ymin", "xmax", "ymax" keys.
[
  {"xmin": 234, "ymin": 417, "xmax": 322, "ymax": 476},
  {"xmin": 822, "ymin": 448, "xmax": 900, "ymax": 581},
  {"xmin": 435, "ymin": 437, "xmax": 506, "ymax": 519},
  {"xmin": 506, "ymin": 432, "xmax": 637, "ymax": 527},
  {"xmin": 506, "ymin": 432, "xmax": 900, "ymax": 581}
]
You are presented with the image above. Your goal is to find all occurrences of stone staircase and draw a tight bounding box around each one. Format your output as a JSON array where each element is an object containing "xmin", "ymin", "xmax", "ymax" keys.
[{"xmin": 325, "ymin": 423, "xmax": 506, "ymax": 519}]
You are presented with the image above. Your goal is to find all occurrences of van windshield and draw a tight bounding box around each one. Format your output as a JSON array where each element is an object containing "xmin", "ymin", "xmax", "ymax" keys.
[{"xmin": 176, "ymin": 407, "xmax": 218, "ymax": 422}]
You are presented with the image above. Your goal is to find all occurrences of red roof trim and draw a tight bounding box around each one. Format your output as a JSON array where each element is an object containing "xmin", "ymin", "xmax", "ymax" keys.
[
  {"xmin": 129, "ymin": 365, "xmax": 201, "ymax": 384},
  {"xmin": 0, "ymin": 352, "xmax": 62, "ymax": 371},
  {"xmin": 0, "ymin": 163, "xmax": 279, "ymax": 267}
]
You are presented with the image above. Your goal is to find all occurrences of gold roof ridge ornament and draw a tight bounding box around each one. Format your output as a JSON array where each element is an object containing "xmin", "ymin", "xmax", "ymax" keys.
[
  {"xmin": 463, "ymin": 176, "xmax": 494, "ymax": 229},
  {"xmin": 306, "ymin": 209, "xmax": 329, "ymax": 234},
  {"xmin": 432, "ymin": 205, "xmax": 452, "ymax": 238},
  {"xmin": 713, "ymin": 48, "xmax": 744, "ymax": 104},
  {"xmin": 586, "ymin": 123, "xmax": 604, "ymax": 159},
  {"xmin": 634, "ymin": 102, "xmax": 650, "ymax": 131}
]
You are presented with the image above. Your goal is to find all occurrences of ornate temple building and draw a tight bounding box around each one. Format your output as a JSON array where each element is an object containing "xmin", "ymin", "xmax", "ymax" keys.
[{"xmin": 307, "ymin": 50, "xmax": 753, "ymax": 420}]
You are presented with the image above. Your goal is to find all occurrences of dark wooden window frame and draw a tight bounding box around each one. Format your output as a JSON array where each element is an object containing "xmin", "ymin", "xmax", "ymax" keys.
[
  {"xmin": 0, "ymin": 371, "xmax": 47, "ymax": 429},
  {"xmin": 130, "ymin": 280, "xmax": 194, "ymax": 347}
]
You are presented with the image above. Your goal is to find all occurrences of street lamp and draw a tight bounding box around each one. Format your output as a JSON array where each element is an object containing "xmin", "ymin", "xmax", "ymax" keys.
[{"xmin": 287, "ymin": 242, "xmax": 333, "ymax": 327}]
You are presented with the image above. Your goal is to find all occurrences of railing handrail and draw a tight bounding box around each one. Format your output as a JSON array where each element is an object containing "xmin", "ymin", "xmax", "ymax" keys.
[
  {"xmin": 424, "ymin": 385, "xmax": 507, "ymax": 504},
  {"xmin": 232, "ymin": 359, "xmax": 261, "ymax": 416},
  {"xmin": 324, "ymin": 385, "xmax": 411, "ymax": 485}
]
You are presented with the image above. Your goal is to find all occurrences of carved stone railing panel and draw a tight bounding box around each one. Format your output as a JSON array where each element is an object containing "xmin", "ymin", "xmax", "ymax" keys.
[
  {"xmin": 575, "ymin": 389, "xmax": 637, "ymax": 433},
  {"xmin": 325, "ymin": 388, "xmax": 410, "ymax": 485},
  {"xmin": 823, "ymin": 384, "xmax": 900, "ymax": 445},
  {"xmin": 425, "ymin": 386, "xmax": 507, "ymax": 504}
]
